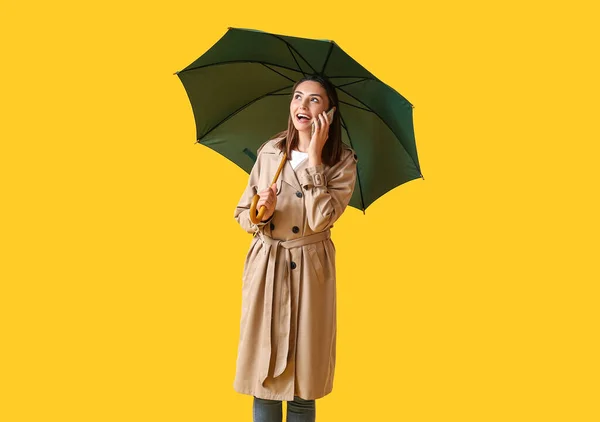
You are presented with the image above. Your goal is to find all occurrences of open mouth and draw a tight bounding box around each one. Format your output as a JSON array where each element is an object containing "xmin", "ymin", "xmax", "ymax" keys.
[{"xmin": 296, "ymin": 113, "xmax": 311, "ymax": 123}]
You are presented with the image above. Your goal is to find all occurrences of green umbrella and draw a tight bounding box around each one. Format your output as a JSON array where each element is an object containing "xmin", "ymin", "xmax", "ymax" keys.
[{"xmin": 175, "ymin": 27, "xmax": 423, "ymax": 213}]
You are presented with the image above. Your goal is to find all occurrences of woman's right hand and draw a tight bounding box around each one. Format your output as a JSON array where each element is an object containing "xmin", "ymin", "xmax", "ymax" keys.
[{"xmin": 256, "ymin": 183, "xmax": 277, "ymax": 221}]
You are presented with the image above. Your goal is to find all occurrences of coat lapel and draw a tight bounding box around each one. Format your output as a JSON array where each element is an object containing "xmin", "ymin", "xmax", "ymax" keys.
[
  {"xmin": 292, "ymin": 155, "xmax": 310, "ymax": 174},
  {"xmin": 262, "ymin": 140, "xmax": 302, "ymax": 192},
  {"xmin": 281, "ymin": 157, "xmax": 302, "ymax": 192}
]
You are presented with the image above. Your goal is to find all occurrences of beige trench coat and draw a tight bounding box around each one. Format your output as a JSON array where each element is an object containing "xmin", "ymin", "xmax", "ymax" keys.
[{"xmin": 233, "ymin": 136, "xmax": 358, "ymax": 401}]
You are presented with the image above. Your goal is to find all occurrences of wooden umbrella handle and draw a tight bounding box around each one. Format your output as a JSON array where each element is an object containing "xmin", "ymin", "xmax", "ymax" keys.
[{"xmin": 249, "ymin": 152, "xmax": 287, "ymax": 224}]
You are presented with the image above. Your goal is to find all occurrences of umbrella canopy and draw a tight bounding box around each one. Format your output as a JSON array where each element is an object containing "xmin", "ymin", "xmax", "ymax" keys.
[{"xmin": 176, "ymin": 27, "xmax": 423, "ymax": 211}]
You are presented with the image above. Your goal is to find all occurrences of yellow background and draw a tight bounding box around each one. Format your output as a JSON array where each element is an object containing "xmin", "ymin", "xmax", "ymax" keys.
[{"xmin": 1, "ymin": 0, "xmax": 598, "ymax": 420}]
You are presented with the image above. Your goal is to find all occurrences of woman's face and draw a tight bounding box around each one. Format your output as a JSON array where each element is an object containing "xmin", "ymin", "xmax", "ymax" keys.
[{"xmin": 290, "ymin": 80, "xmax": 330, "ymax": 133}]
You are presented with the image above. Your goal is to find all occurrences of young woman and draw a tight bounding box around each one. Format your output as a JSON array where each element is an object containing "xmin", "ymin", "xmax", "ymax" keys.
[{"xmin": 233, "ymin": 74, "xmax": 358, "ymax": 422}]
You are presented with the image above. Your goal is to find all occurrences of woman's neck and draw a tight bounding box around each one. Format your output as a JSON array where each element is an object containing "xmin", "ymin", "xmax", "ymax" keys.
[{"xmin": 297, "ymin": 130, "xmax": 311, "ymax": 153}]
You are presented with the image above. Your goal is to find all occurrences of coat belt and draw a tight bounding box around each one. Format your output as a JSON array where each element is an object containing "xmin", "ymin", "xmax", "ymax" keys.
[{"xmin": 256, "ymin": 229, "xmax": 331, "ymax": 386}]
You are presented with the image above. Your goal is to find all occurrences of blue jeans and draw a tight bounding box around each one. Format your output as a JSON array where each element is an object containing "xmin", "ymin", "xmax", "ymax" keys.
[{"xmin": 253, "ymin": 396, "xmax": 316, "ymax": 422}]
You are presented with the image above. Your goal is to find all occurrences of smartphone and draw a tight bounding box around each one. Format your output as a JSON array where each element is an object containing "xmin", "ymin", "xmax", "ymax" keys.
[{"xmin": 311, "ymin": 106, "xmax": 336, "ymax": 137}]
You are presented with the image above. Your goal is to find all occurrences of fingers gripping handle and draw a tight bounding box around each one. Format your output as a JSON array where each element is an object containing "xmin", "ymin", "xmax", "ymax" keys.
[
  {"xmin": 249, "ymin": 152, "xmax": 288, "ymax": 225},
  {"xmin": 249, "ymin": 194, "xmax": 267, "ymax": 223}
]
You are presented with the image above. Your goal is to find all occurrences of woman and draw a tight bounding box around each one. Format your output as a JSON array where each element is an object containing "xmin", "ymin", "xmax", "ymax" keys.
[{"xmin": 233, "ymin": 74, "xmax": 358, "ymax": 422}]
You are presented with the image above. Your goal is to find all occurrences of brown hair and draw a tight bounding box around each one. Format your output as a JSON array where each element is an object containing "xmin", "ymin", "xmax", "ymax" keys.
[{"xmin": 271, "ymin": 74, "xmax": 343, "ymax": 167}]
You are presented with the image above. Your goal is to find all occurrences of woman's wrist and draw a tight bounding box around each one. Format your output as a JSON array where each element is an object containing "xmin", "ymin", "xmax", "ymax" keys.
[{"xmin": 308, "ymin": 152, "xmax": 322, "ymax": 167}]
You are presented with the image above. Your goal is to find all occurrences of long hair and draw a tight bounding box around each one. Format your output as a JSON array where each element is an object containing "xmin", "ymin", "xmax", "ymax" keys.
[{"xmin": 271, "ymin": 74, "xmax": 343, "ymax": 167}]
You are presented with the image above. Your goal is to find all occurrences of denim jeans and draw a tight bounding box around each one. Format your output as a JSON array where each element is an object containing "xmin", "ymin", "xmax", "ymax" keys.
[{"xmin": 253, "ymin": 396, "xmax": 316, "ymax": 422}]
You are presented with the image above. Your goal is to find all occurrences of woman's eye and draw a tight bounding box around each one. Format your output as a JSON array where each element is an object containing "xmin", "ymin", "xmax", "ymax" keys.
[
  {"xmin": 294, "ymin": 94, "xmax": 301, "ymax": 99},
  {"xmin": 311, "ymin": 98, "xmax": 318, "ymax": 102}
]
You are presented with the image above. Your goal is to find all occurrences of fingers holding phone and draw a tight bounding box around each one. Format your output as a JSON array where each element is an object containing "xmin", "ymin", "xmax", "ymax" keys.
[{"xmin": 309, "ymin": 107, "xmax": 336, "ymax": 158}]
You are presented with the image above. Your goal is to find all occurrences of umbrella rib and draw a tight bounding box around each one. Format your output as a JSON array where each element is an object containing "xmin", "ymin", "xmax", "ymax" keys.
[
  {"xmin": 261, "ymin": 63, "xmax": 297, "ymax": 83},
  {"xmin": 198, "ymin": 84, "xmax": 294, "ymax": 140},
  {"xmin": 321, "ymin": 42, "xmax": 335, "ymax": 74},
  {"xmin": 335, "ymin": 77, "xmax": 369, "ymax": 88},
  {"xmin": 177, "ymin": 60, "xmax": 305, "ymax": 76},
  {"xmin": 268, "ymin": 33, "xmax": 318, "ymax": 75},
  {"xmin": 328, "ymin": 75, "xmax": 378, "ymax": 81},
  {"xmin": 338, "ymin": 110, "xmax": 366, "ymax": 213},
  {"xmin": 286, "ymin": 44, "xmax": 307, "ymax": 76},
  {"xmin": 338, "ymin": 83, "xmax": 413, "ymax": 110},
  {"xmin": 338, "ymin": 100, "xmax": 373, "ymax": 113},
  {"xmin": 335, "ymin": 84, "xmax": 421, "ymax": 175}
]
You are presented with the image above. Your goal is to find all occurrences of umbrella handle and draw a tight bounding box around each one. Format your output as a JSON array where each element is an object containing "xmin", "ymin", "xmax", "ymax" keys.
[
  {"xmin": 249, "ymin": 195, "xmax": 267, "ymax": 224},
  {"xmin": 249, "ymin": 152, "xmax": 288, "ymax": 225}
]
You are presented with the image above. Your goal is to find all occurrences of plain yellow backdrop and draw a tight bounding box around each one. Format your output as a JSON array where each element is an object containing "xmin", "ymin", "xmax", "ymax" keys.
[{"xmin": 1, "ymin": 0, "xmax": 598, "ymax": 421}]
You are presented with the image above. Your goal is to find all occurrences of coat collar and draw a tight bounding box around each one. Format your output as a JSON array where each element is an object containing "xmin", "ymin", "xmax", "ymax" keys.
[{"xmin": 260, "ymin": 138, "xmax": 302, "ymax": 191}]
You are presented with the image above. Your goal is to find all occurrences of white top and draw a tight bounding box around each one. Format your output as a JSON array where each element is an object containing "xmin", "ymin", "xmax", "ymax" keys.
[{"xmin": 290, "ymin": 149, "xmax": 308, "ymax": 169}]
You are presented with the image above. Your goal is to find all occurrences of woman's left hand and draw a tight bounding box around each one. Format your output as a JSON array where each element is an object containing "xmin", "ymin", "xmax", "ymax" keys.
[{"xmin": 308, "ymin": 110, "xmax": 330, "ymax": 165}]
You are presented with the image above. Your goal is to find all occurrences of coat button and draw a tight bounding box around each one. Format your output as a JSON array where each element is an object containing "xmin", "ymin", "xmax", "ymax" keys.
[
  {"xmin": 292, "ymin": 226, "xmax": 299, "ymax": 234},
  {"xmin": 270, "ymin": 222, "xmax": 275, "ymax": 230},
  {"xmin": 290, "ymin": 261, "xmax": 297, "ymax": 270},
  {"xmin": 296, "ymin": 191, "xmax": 303, "ymax": 198}
]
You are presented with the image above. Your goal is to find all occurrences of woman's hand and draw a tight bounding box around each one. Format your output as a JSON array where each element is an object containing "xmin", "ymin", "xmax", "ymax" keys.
[
  {"xmin": 256, "ymin": 183, "xmax": 277, "ymax": 221},
  {"xmin": 308, "ymin": 110, "xmax": 331, "ymax": 166}
]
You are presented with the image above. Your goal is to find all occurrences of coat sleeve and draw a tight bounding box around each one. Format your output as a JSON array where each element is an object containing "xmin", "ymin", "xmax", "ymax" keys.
[
  {"xmin": 297, "ymin": 148, "xmax": 358, "ymax": 232},
  {"xmin": 233, "ymin": 146, "xmax": 274, "ymax": 235}
]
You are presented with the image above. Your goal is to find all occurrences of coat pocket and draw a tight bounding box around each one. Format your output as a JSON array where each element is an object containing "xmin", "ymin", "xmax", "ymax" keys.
[{"xmin": 307, "ymin": 244, "xmax": 325, "ymax": 284}]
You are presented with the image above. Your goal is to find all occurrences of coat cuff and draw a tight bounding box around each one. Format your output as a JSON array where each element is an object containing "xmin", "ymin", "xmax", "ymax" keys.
[
  {"xmin": 250, "ymin": 212, "xmax": 274, "ymax": 233},
  {"xmin": 299, "ymin": 164, "xmax": 327, "ymax": 189},
  {"xmin": 259, "ymin": 212, "xmax": 274, "ymax": 224}
]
